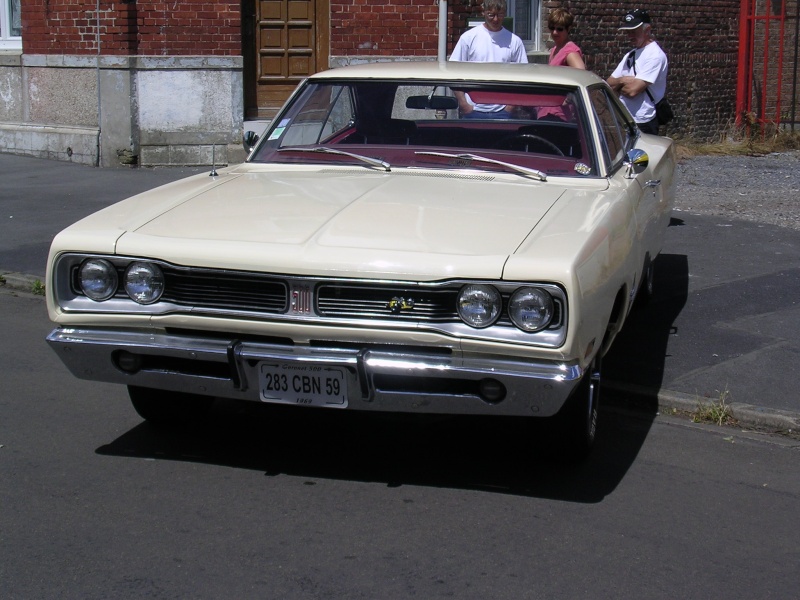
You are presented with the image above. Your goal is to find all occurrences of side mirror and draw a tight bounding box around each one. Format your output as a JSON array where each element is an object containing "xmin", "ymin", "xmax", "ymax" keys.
[
  {"xmin": 624, "ymin": 148, "xmax": 649, "ymax": 179},
  {"xmin": 243, "ymin": 131, "xmax": 259, "ymax": 153}
]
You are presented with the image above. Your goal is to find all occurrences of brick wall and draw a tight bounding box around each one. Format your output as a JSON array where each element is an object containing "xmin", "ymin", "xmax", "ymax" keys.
[
  {"xmin": 328, "ymin": 0, "xmax": 740, "ymax": 139},
  {"xmin": 557, "ymin": 1, "xmax": 740, "ymax": 139},
  {"xmin": 22, "ymin": 0, "xmax": 241, "ymax": 56},
  {"xmin": 19, "ymin": 0, "xmax": 743, "ymax": 141},
  {"xmin": 329, "ymin": 0, "xmax": 485, "ymax": 57},
  {"xmin": 330, "ymin": 0, "xmax": 440, "ymax": 56}
]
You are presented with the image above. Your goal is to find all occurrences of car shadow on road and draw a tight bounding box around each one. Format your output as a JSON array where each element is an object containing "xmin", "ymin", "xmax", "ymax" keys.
[
  {"xmin": 604, "ymin": 249, "xmax": 689, "ymax": 406},
  {"xmin": 97, "ymin": 248, "xmax": 689, "ymax": 505},
  {"xmin": 97, "ymin": 405, "xmax": 645, "ymax": 503}
]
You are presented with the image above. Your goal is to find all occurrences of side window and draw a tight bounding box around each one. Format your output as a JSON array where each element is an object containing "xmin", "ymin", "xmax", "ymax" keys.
[{"xmin": 589, "ymin": 87, "xmax": 634, "ymax": 171}]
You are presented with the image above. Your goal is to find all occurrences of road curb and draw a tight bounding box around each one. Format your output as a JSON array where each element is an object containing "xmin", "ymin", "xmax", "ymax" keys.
[
  {"xmin": 605, "ymin": 380, "xmax": 799, "ymax": 433},
  {"xmin": 0, "ymin": 272, "xmax": 44, "ymax": 294}
]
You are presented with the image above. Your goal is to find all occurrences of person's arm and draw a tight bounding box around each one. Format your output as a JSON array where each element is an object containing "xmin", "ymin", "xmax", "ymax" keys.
[
  {"xmin": 566, "ymin": 52, "xmax": 586, "ymax": 70},
  {"xmin": 607, "ymin": 75, "xmax": 648, "ymax": 97},
  {"xmin": 606, "ymin": 75, "xmax": 623, "ymax": 93},
  {"xmin": 453, "ymin": 90, "xmax": 473, "ymax": 114},
  {"xmin": 511, "ymin": 36, "xmax": 529, "ymax": 64}
]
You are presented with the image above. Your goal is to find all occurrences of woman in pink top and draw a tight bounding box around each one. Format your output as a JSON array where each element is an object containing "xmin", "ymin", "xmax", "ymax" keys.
[
  {"xmin": 538, "ymin": 9, "xmax": 585, "ymax": 121},
  {"xmin": 547, "ymin": 8, "xmax": 585, "ymax": 69}
]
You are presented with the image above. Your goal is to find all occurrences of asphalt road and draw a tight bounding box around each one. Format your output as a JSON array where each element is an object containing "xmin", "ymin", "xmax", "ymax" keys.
[
  {"xmin": 1, "ymin": 151, "xmax": 798, "ymax": 597},
  {"xmin": 1, "ymin": 287, "xmax": 798, "ymax": 598}
]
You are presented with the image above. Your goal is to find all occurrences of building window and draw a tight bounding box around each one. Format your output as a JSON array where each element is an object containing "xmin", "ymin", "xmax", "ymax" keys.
[
  {"xmin": 510, "ymin": 0, "xmax": 541, "ymax": 51},
  {"xmin": 1, "ymin": 0, "xmax": 22, "ymax": 51}
]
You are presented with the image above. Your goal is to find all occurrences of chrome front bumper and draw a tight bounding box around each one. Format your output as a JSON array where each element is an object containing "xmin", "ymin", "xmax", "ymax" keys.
[{"xmin": 46, "ymin": 327, "xmax": 583, "ymax": 417}]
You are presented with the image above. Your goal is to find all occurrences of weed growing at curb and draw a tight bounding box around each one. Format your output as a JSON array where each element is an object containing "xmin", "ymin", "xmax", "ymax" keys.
[
  {"xmin": 692, "ymin": 386, "xmax": 738, "ymax": 427},
  {"xmin": 674, "ymin": 125, "xmax": 800, "ymax": 158},
  {"xmin": 31, "ymin": 280, "xmax": 45, "ymax": 296}
]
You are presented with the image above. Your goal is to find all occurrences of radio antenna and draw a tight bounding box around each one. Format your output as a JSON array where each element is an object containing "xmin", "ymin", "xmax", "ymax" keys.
[{"xmin": 210, "ymin": 145, "xmax": 218, "ymax": 177}]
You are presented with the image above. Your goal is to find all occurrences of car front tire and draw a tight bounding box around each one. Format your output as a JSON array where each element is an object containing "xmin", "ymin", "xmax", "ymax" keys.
[
  {"xmin": 128, "ymin": 385, "xmax": 214, "ymax": 427},
  {"xmin": 635, "ymin": 258, "xmax": 655, "ymax": 308},
  {"xmin": 555, "ymin": 355, "xmax": 601, "ymax": 462}
]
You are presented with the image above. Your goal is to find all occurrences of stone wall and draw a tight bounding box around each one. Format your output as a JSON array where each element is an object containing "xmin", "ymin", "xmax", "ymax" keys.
[
  {"xmin": 2, "ymin": 0, "xmax": 245, "ymax": 167},
  {"xmin": 0, "ymin": 54, "xmax": 244, "ymax": 167}
]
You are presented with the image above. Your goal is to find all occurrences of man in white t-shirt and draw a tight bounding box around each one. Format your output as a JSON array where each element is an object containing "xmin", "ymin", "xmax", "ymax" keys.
[
  {"xmin": 449, "ymin": 0, "xmax": 528, "ymax": 119},
  {"xmin": 607, "ymin": 9, "xmax": 668, "ymax": 134}
]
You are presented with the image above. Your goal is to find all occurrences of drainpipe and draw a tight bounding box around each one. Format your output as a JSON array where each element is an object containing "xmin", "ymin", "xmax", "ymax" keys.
[
  {"xmin": 438, "ymin": 0, "xmax": 448, "ymax": 63},
  {"xmin": 95, "ymin": 0, "xmax": 102, "ymax": 166}
]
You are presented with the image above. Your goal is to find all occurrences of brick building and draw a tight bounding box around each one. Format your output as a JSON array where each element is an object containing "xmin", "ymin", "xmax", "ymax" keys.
[{"xmin": 0, "ymin": 1, "xmax": 764, "ymax": 167}]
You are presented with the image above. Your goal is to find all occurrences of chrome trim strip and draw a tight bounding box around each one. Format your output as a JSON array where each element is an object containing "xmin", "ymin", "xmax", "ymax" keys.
[{"xmin": 47, "ymin": 327, "xmax": 583, "ymax": 417}]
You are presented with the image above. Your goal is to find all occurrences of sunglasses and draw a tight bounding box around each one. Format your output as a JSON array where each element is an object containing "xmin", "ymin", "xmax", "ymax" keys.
[{"xmin": 549, "ymin": 26, "xmax": 566, "ymax": 32}]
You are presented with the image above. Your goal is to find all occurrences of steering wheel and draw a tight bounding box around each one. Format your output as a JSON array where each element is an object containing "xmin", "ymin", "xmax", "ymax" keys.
[{"xmin": 496, "ymin": 133, "xmax": 564, "ymax": 156}]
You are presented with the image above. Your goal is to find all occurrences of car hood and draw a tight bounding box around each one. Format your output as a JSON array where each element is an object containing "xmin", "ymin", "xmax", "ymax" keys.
[{"xmin": 91, "ymin": 166, "xmax": 607, "ymax": 280}]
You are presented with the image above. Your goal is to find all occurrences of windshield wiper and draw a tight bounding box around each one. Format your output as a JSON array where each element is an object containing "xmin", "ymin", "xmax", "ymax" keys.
[
  {"xmin": 279, "ymin": 146, "xmax": 391, "ymax": 172},
  {"xmin": 414, "ymin": 151, "xmax": 547, "ymax": 182}
]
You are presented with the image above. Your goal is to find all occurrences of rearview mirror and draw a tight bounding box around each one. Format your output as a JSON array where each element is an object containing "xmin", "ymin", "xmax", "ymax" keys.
[{"xmin": 406, "ymin": 95, "xmax": 459, "ymax": 110}]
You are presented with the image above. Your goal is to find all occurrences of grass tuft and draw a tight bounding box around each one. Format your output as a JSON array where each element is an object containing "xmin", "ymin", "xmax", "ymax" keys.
[
  {"xmin": 692, "ymin": 386, "xmax": 738, "ymax": 427},
  {"xmin": 31, "ymin": 280, "xmax": 45, "ymax": 296}
]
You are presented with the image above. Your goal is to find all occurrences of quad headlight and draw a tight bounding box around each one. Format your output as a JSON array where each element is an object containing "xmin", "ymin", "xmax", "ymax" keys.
[
  {"xmin": 457, "ymin": 283, "xmax": 556, "ymax": 332},
  {"xmin": 508, "ymin": 287, "xmax": 554, "ymax": 332},
  {"xmin": 457, "ymin": 284, "xmax": 502, "ymax": 328},
  {"xmin": 124, "ymin": 262, "xmax": 165, "ymax": 304},
  {"xmin": 79, "ymin": 258, "xmax": 118, "ymax": 301}
]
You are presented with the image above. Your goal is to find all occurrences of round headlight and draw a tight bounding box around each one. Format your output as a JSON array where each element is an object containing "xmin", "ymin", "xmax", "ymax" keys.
[
  {"xmin": 124, "ymin": 262, "xmax": 165, "ymax": 304},
  {"xmin": 508, "ymin": 287, "xmax": 554, "ymax": 332},
  {"xmin": 457, "ymin": 284, "xmax": 502, "ymax": 328},
  {"xmin": 79, "ymin": 258, "xmax": 118, "ymax": 301}
]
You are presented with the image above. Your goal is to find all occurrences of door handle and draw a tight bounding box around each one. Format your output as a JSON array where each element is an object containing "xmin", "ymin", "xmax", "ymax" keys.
[{"xmin": 645, "ymin": 179, "xmax": 661, "ymax": 197}]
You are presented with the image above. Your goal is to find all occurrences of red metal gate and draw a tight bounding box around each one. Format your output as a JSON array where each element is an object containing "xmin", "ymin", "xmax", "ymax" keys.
[{"xmin": 737, "ymin": 0, "xmax": 800, "ymax": 131}]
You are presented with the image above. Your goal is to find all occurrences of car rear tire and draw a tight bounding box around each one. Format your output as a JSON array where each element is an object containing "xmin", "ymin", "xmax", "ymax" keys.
[
  {"xmin": 128, "ymin": 386, "xmax": 214, "ymax": 427},
  {"xmin": 555, "ymin": 355, "xmax": 601, "ymax": 462}
]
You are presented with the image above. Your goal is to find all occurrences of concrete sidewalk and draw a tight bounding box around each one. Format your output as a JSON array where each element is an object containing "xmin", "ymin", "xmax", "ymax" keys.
[{"xmin": 1, "ymin": 152, "xmax": 798, "ymax": 435}]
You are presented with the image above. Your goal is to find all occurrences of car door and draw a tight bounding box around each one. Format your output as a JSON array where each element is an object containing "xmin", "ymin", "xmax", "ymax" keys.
[{"xmin": 588, "ymin": 85, "xmax": 662, "ymax": 301}]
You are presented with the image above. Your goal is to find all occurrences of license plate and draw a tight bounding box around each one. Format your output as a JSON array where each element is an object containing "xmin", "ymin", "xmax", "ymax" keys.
[{"xmin": 259, "ymin": 363, "xmax": 347, "ymax": 407}]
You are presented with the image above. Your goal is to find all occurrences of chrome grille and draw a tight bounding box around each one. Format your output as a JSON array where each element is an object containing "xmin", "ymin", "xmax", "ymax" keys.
[
  {"xmin": 160, "ymin": 269, "xmax": 288, "ymax": 313},
  {"xmin": 317, "ymin": 284, "xmax": 458, "ymax": 322}
]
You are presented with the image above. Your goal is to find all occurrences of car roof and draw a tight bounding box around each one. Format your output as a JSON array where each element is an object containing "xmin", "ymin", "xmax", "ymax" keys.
[{"xmin": 309, "ymin": 60, "xmax": 605, "ymax": 88}]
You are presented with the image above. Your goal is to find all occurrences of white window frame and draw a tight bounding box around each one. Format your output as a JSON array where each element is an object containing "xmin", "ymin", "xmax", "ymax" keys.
[
  {"xmin": 509, "ymin": 0, "xmax": 542, "ymax": 51},
  {"xmin": 1, "ymin": 0, "xmax": 22, "ymax": 51}
]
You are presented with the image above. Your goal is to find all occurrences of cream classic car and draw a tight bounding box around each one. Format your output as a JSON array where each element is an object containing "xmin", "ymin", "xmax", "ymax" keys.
[{"xmin": 46, "ymin": 61, "xmax": 675, "ymax": 459}]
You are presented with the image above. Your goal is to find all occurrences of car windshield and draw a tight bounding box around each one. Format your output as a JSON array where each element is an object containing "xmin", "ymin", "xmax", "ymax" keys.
[{"xmin": 250, "ymin": 79, "xmax": 599, "ymax": 178}]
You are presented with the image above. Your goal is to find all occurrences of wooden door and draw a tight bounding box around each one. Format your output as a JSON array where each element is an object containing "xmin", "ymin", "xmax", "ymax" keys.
[{"xmin": 244, "ymin": 0, "xmax": 330, "ymax": 119}]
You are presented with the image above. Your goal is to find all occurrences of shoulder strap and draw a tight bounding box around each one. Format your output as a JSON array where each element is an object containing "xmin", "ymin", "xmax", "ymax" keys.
[{"xmin": 630, "ymin": 49, "xmax": 657, "ymax": 103}]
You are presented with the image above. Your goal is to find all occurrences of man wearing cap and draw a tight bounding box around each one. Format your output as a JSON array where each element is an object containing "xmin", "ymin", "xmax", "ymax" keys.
[{"xmin": 607, "ymin": 9, "xmax": 668, "ymax": 134}]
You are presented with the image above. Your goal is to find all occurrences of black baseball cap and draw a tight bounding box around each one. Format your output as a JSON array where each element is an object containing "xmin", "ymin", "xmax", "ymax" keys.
[{"xmin": 619, "ymin": 9, "xmax": 651, "ymax": 30}]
